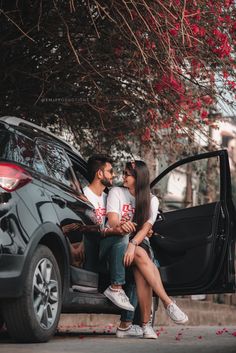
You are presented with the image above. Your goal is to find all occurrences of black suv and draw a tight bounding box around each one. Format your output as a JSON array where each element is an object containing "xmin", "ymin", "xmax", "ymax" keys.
[{"xmin": 0, "ymin": 116, "xmax": 235, "ymax": 343}]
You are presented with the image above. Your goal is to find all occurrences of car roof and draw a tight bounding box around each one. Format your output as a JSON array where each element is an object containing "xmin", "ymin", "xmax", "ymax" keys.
[{"xmin": 0, "ymin": 116, "xmax": 82, "ymax": 158}]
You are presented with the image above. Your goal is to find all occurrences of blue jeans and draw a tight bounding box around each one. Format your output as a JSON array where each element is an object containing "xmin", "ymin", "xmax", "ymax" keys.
[
  {"xmin": 120, "ymin": 272, "xmax": 137, "ymax": 322},
  {"xmin": 99, "ymin": 235, "xmax": 137, "ymax": 322},
  {"xmin": 99, "ymin": 235, "xmax": 129, "ymax": 285}
]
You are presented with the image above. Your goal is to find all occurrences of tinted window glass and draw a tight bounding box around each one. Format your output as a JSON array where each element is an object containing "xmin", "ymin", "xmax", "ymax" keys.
[
  {"xmin": 152, "ymin": 156, "xmax": 220, "ymax": 211},
  {"xmin": 37, "ymin": 141, "xmax": 72, "ymax": 186},
  {"xmin": 0, "ymin": 128, "xmax": 46, "ymax": 172},
  {"xmin": 0, "ymin": 128, "xmax": 11, "ymax": 157},
  {"xmin": 67, "ymin": 155, "xmax": 89, "ymax": 190}
]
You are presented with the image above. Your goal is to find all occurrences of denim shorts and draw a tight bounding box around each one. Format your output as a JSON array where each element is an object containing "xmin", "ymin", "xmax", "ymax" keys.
[{"xmin": 132, "ymin": 237, "xmax": 160, "ymax": 268}]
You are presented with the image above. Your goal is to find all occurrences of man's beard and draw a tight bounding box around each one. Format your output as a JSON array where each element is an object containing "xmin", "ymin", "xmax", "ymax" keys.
[{"xmin": 101, "ymin": 178, "xmax": 113, "ymax": 187}]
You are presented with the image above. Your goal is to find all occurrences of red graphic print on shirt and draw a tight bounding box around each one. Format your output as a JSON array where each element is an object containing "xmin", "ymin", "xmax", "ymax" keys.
[
  {"xmin": 95, "ymin": 206, "xmax": 106, "ymax": 224},
  {"xmin": 121, "ymin": 204, "xmax": 135, "ymax": 222}
]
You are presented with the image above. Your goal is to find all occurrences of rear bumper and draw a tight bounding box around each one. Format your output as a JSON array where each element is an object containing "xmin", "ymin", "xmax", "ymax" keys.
[{"xmin": 0, "ymin": 254, "xmax": 25, "ymax": 298}]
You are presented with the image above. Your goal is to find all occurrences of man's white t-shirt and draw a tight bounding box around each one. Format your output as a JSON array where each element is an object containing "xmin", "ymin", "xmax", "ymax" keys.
[
  {"xmin": 83, "ymin": 186, "xmax": 107, "ymax": 227},
  {"xmin": 106, "ymin": 186, "xmax": 159, "ymax": 226}
]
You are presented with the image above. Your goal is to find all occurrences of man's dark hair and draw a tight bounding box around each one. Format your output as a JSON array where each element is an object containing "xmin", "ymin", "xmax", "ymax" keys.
[{"xmin": 87, "ymin": 154, "xmax": 113, "ymax": 182}]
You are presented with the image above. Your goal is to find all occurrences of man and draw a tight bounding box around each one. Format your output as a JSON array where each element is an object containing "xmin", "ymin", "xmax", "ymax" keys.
[{"xmin": 83, "ymin": 154, "xmax": 135, "ymax": 313}]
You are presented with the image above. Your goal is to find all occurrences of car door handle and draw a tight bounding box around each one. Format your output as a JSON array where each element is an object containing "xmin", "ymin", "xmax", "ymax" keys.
[
  {"xmin": 156, "ymin": 212, "xmax": 165, "ymax": 222},
  {"xmin": 51, "ymin": 195, "xmax": 67, "ymax": 208}
]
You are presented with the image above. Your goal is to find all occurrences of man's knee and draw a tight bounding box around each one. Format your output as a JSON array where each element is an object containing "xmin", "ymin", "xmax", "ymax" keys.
[{"xmin": 112, "ymin": 236, "xmax": 129, "ymax": 251}]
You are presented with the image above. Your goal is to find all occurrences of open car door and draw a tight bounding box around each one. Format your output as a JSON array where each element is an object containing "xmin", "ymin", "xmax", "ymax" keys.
[{"xmin": 150, "ymin": 150, "xmax": 236, "ymax": 296}]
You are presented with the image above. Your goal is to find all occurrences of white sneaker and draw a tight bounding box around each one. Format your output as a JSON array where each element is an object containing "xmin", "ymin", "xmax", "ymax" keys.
[
  {"xmin": 166, "ymin": 301, "xmax": 188, "ymax": 324},
  {"xmin": 104, "ymin": 286, "xmax": 134, "ymax": 311},
  {"xmin": 142, "ymin": 323, "xmax": 158, "ymax": 339},
  {"xmin": 116, "ymin": 325, "xmax": 143, "ymax": 338}
]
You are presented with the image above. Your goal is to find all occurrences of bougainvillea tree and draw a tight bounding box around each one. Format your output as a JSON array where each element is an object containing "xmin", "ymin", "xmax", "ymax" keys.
[{"xmin": 0, "ymin": 0, "xmax": 235, "ymax": 157}]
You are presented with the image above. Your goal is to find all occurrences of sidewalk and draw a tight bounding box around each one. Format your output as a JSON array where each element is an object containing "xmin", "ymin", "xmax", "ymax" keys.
[{"xmin": 58, "ymin": 298, "xmax": 236, "ymax": 332}]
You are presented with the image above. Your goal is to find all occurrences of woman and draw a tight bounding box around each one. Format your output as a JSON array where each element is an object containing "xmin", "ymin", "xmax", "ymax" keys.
[{"xmin": 106, "ymin": 160, "xmax": 188, "ymax": 339}]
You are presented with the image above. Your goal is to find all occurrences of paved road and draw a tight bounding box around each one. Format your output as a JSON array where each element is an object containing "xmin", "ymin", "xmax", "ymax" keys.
[{"xmin": 0, "ymin": 326, "xmax": 235, "ymax": 353}]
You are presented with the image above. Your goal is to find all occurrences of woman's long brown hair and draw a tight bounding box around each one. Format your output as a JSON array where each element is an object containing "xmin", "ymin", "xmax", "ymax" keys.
[{"xmin": 125, "ymin": 160, "xmax": 150, "ymax": 229}]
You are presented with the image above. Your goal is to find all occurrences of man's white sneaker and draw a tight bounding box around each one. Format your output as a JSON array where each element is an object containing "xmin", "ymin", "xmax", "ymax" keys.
[
  {"xmin": 142, "ymin": 323, "xmax": 158, "ymax": 339},
  {"xmin": 104, "ymin": 286, "xmax": 134, "ymax": 311},
  {"xmin": 116, "ymin": 325, "xmax": 143, "ymax": 338},
  {"xmin": 166, "ymin": 302, "xmax": 188, "ymax": 324}
]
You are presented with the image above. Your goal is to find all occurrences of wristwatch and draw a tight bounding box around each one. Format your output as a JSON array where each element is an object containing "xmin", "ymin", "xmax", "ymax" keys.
[{"xmin": 130, "ymin": 239, "xmax": 138, "ymax": 246}]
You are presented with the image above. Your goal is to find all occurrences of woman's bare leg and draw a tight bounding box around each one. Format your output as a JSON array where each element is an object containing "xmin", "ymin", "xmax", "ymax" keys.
[
  {"xmin": 133, "ymin": 267, "xmax": 152, "ymax": 324},
  {"xmin": 133, "ymin": 246, "xmax": 172, "ymax": 308}
]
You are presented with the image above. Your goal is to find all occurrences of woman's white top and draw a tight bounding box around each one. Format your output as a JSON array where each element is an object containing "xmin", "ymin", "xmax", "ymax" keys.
[{"xmin": 107, "ymin": 186, "xmax": 159, "ymax": 226}]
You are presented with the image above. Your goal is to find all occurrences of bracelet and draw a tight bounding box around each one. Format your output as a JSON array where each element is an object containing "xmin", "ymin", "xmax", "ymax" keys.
[{"xmin": 130, "ymin": 239, "xmax": 138, "ymax": 246}]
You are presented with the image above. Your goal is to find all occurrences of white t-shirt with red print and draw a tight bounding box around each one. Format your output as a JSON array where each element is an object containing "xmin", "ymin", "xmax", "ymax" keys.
[
  {"xmin": 107, "ymin": 186, "xmax": 159, "ymax": 226},
  {"xmin": 83, "ymin": 186, "xmax": 107, "ymax": 228}
]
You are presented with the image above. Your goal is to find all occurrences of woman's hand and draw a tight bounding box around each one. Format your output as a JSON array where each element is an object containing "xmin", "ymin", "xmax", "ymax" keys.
[
  {"xmin": 123, "ymin": 242, "xmax": 136, "ymax": 266},
  {"xmin": 120, "ymin": 220, "xmax": 136, "ymax": 234},
  {"xmin": 112, "ymin": 221, "xmax": 136, "ymax": 236},
  {"xmin": 147, "ymin": 228, "xmax": 153, "ymax": 238}
]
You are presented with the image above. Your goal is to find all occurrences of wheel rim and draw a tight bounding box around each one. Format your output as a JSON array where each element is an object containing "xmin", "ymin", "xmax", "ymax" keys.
[{"xmin": 32, "ymin": 258, "xmax": 59, "ymax": 329}]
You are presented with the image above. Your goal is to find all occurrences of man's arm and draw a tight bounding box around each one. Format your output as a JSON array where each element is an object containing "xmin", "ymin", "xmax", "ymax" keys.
[{"xmin": 102, "ymin": 212, "xmax": 136, "ymax": 237}]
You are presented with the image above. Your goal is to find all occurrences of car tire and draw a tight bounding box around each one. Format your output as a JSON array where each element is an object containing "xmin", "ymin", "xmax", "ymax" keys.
[{"xmin": 3, "ymin": 245, "xmax": 62, "ymax": 343}]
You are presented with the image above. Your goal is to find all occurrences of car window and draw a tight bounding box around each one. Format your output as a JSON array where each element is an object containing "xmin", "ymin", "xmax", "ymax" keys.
[
  {"xmin": 0, "ymin": 128, "xmax": 11, "ymax": 157},
  {"xmin": 67, "ymin": 155, "xmax": 89, "ymax": 190},
  {"xmin": 0, "ymin": 128, "xmax": 46, "ymax": 172},
  {"xmin": 37, "ymin": 141, "xmax": 72, "ymax": 187},
  {"xmin": 152, "ymin": 156, "xmax": 220, "ymax": 211},
  {"xmin": 73, "ymin": 167, "xmax": 88, "ymax": 190}
]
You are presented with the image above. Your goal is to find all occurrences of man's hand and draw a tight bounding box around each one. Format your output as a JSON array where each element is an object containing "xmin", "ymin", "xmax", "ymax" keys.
[{"xmin": 62, "ymin": 223, "xmax": 79, "ymax": 234}]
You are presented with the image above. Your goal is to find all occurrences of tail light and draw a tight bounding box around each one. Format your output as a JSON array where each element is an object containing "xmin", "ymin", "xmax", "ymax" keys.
[{"xmin": 0, "ymin": 162, "xmax": 32, "ymax": 192}]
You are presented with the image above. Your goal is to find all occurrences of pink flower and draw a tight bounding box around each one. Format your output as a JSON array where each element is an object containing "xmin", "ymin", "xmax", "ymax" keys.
[
  {"xmin": 216, "ymin": 329, "xmax": 224, "ymax": 335},
  {"xmin": 141, "ymin": 127, "xmax": 151, "ymax": 142},
  {"xmin": 202, "ymin": 95, "xmax": 213, "ymax": 105},
  {"xmin": 199, "ymin": 27, "xmax": 206, "ymax": 37},
  {"xmin": 169, "ymin": 28, "xmax": 179, "ymax": 36},
  {"xmin": 169, "ymin": 23, "xmax": 180, "ymax": 37},
  {"xmin": 223, "ymin": 70, "xmax": 229, "ymax": 78},
  {"xmin": 191, "ymin": 24, "xmax": 200, "ymax": 35},
  {"xmin": 201, "ymin": 110, "xmax": 209, "ymax": 119}
]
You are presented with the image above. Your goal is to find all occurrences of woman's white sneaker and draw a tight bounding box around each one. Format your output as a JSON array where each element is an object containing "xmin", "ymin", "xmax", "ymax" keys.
[
  {"xmin": 116, "ymin": 325, "xmax": 143, "ymax": 338},
  {"xmin": 142, "ymin": 323, "xmax": 158, "ymax": 339},
  {"xmin": 166, "ymin": 302, "xmax": 188, "ymax": 324}
]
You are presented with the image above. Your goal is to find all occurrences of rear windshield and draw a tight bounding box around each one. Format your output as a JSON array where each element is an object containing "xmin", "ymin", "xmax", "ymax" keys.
[
  {"xmin": 0, "ymin": 128, "xmax": 11, "ymax": 157},
  {"xmin": 0, "ymin": 127, "xmax": 46, "ymax": 173}
]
